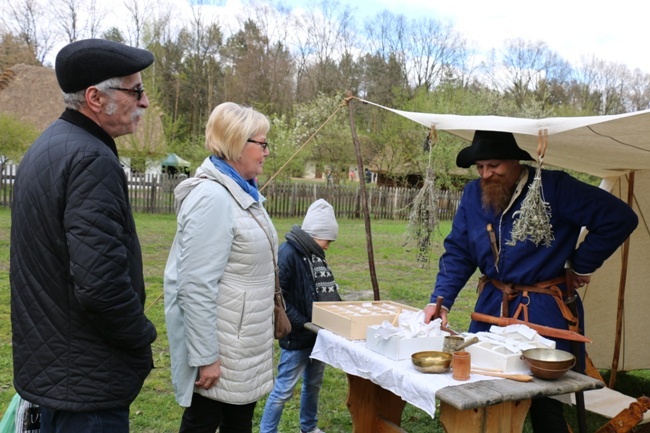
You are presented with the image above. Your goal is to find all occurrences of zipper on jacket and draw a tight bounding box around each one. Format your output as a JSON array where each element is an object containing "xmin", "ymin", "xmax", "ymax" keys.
[{"xmin": 237, "ymin": 294, "xmax": 246, "ymax": 338}]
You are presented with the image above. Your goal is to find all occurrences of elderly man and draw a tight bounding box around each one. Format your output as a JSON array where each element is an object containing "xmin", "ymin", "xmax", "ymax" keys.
[
  {"xmin": 423, "ymin": 130, "xmax": 638, "ymax": 432},
  {"xmin": 10, "ymin": 39, "xmax": 157, "ymax": 433}
]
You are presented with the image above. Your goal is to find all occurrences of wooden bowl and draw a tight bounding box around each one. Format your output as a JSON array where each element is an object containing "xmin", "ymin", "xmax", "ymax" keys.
[
  {"xmin": 521, "ymin": 348, "xmax": 576, "ymax": 380},
  {"xmin": 411, "ymin": 351, "xmax": 452, "ymax": 374}
]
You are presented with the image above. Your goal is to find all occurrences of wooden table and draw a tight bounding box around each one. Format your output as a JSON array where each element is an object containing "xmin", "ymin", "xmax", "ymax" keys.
[
  {"xmin": 436, "ymin": 370, "xmax": 602, "ymax": 433},
  {"xmin": 306, "ymin": 324, "xmax": 604, "ymax": 433}
]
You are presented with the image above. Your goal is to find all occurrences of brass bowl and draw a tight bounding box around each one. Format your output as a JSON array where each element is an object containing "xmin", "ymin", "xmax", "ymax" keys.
[
  {"xmin": 521, "ymin": 348, "xmax": 576, "ymax": 380},
  {"xmin": 411, "ymin": 351, "xmax": 453, "ymax": 374}
]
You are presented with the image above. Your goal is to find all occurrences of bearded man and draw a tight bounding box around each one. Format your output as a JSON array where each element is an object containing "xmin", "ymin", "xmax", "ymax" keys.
[{"xmin": 422, "ymin": 130, "xmax": 637, "ymax": 432}]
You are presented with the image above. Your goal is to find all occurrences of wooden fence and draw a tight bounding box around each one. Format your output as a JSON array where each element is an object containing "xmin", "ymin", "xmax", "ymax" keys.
[
  {"xmin": 0, "ymin": 164, "xmax": 14, "ymax": 209},
  {"xmin": 261, "ymin": 182, "xmax": 461, "ymax": 220},
  {"xmin": 0, "ymin": 167, "xmax": 461, "ymax": 221}
]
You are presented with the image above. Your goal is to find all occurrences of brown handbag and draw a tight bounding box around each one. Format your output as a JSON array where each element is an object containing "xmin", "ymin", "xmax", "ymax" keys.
[
  {"xmin": 273, "ymin": 278, "xmax": 292, "ymax": 339},
  {"xmin": 248, "ymin": 209, "xmax": 292, "ymax": 339}
]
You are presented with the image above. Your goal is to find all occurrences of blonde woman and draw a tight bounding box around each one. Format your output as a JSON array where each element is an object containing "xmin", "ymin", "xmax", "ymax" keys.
[{"xmin": 164, "ymin": 102, "xmax": 277, "ymax": 433}]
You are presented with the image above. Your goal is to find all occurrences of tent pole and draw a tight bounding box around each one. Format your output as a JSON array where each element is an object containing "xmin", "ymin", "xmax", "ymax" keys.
[
  {"xmin": 609, "ymin": 171, "xmax": 634, "ymax": 388},
  {"xmin": 346, "ymin": 96, "xmax": 380, "ymax": 301}
]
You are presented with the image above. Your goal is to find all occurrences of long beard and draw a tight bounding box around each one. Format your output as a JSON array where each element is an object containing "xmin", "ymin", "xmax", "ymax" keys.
[{"xmin": 481, "ymin": 178, "xmax": 514, "ymax": 213}]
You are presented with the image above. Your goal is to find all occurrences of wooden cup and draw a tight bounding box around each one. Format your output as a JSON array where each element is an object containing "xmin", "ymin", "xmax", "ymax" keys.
[{"xmin": 452, "ymin": 350, "xmax": 471, "ymax": 381}]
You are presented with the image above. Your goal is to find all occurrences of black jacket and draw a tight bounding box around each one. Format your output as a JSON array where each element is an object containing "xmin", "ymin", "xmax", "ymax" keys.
[
  {"xmin": 278, "ymin": 240, "xmax": 319, "ymax": 350},
  {"xmin": 10, "ymin": 109, "xmax": 157, "ymax": 411}
]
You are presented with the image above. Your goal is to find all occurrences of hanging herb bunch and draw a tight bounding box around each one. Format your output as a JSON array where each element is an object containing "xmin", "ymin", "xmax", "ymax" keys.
[
  {"xmin": 404, "ymin": 127, "xmax": 439, "ymax": 263},
  {"xmin": 508, "ymin": 129, "xmax": 554, "ymax": 247}
]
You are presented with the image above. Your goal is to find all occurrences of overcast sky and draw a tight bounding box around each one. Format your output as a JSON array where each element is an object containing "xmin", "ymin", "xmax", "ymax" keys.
[
  {"xmin": 255, "ymin": 0, "xmax": 650, "ymax": 73},
  {"xmin": 15, "ymin": 0, "xmax": 648, "ymax": 73},
  {"xmin": 285, "ymin": 0, "xmax": 650, "ymax": 73}
]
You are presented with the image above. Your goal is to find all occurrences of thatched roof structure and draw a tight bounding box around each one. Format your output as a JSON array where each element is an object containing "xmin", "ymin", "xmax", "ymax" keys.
[
  {"xmin": 0, "ymin": 64, "xmax": 63, "ymax": 131},
  {"xmin": 0, "ymin": 63, "xmax": 165, "ymax": 155}
]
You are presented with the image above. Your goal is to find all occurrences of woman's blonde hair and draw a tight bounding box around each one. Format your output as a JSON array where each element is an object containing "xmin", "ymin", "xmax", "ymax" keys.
[{"xmin": 205, "ymin": 102, "xmax": 270, "ymax": 161}]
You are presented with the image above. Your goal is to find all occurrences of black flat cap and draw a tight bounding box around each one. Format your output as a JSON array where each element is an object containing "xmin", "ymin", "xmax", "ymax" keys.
[
  {"xmin": 456, "ymin": 130, "xmax": 534, "ymax": 168},
  {"xmin": 55, "ymin": 38, "xmax": 154, "ymax": 93}
]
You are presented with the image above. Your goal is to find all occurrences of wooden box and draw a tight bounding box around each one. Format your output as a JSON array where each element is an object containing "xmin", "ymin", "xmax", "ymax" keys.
[{"xmin": 312, "ymin": 301, "xmax": 418, "ymax": 340}]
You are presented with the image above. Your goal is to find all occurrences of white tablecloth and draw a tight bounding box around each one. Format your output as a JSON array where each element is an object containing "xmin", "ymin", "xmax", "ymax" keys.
[{"xmin": 310, "ymin": 329, "xmax": 503, "ymax": 418}]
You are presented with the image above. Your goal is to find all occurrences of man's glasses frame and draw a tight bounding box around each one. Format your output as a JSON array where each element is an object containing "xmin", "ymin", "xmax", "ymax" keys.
[
  {"xmin": 109, "ymin": 86, "xmax": 145, "ymax": 101},
  {"xmin": 247, "ymin": 139, "xmax": 269, "ymax": 151}
]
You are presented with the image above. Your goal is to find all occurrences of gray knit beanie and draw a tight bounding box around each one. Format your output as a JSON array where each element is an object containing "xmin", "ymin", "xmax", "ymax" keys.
[{"xmin": 302, "ymin": 199, "xmax": 338, "ymax": 241}]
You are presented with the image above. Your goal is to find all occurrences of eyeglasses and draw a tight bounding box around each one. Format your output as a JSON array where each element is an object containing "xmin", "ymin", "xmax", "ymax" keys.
[
  {"xmin": 247, "ymin": 139, "xmax": 270, "ymax": 151},
  {"xmin": 109, "ymin": 86, "xmax": 145, "ymax": 101}
]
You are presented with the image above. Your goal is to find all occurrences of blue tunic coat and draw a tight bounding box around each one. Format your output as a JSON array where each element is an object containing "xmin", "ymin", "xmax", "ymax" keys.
[{"xmin": 431, "ymin": 165, "xmax": 638, "ymax": 353}]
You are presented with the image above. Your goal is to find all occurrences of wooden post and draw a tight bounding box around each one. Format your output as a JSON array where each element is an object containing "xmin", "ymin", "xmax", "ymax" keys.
[
  {"xmin": 346, "ymin": 96, "xmax": 380, "ymax": 301},
  {"xmin": 609, "ymin": 171, "xmax": 635, "ymax": 388}
]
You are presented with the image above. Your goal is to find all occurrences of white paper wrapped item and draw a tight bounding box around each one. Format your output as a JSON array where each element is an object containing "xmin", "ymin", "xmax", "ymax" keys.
[
  {"xmin": 366, "ymin": 310, "xmax": 449, "ymax": 360},
  {"xmin": 466, "ymin": 324, "xmax": 556, "ymax": 372}
]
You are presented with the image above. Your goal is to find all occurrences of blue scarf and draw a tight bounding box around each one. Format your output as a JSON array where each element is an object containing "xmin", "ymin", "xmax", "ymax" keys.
[{"xmin": 209, "ymin": 155, "xmax": 259, "ymax": 202}]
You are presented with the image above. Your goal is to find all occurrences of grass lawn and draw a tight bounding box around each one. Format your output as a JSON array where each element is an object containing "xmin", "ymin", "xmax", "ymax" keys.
[{"xmin": 0, "ymin": 207, "xmax": 648, "ymax": 432}]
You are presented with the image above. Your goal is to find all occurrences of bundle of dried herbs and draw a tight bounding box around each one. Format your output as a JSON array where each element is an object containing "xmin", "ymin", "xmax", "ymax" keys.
[
  {"xmin": 508, "ymin": 167, "xmax": 554, "ymax": 246},
  {"xmin": 507, "ymin": 130, "xmax": 554, "ymax": 247},
  {"xmin": 404, "ymin": 129, "xmax": 440, "ymax": 263},
  {"xmin": 404, "ymin": 167, "xmax": 439, "ymax": 263}
]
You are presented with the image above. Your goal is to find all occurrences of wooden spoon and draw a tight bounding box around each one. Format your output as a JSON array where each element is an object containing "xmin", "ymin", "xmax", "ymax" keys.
[{"xmin": 470, "ymin": 370, "xmax": 533, "ymax": 382}]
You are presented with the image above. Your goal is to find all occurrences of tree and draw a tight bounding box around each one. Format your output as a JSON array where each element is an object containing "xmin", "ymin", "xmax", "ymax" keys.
[
  {"xmin": 129, "ymin": 1, "xmax": 223, "ymax": 146},
  {"xmin": 146, "ymin": 43, "xmax": 185, "ymax": 143},
  {"xmin": 488, "ymin": 39, "xmax": 573, "ymax": 113},
  {"xmin": 361, "ymin": 114, "xmax": 427, "ymax": 187},
  {"xmin": 594, "ymin": 60, "xmax": 628, "ymax": 115},
  {"xmin": 143, "ymin": 9, "xmax": 187, "ymax": 146},
  {"xmin": 293, "ymin": 0, "xmax": 359, "ymax": 101},
  {"xmin": 236, "ymin": 0, "xmax": 296, "ymax": 116},
  {"xmin": 0, "ymin": 32, "xmax": 39, "ymax": 71},
  {"xmin": 363, "ymin": 10, "xmax": 407, "ymax": 68},
  {"xmin": 363, "ymin": 10, "xmax": 469, "ymax": 98},
  {"xmin": 357, "ymin": 52, "xmax": 409, "ymax": 105},
  {"xmin": 174, "ymin": 7, "xmax": 223, "ymax": 141},
  {"xmin": 0, "ymin": 113, "xmax": 38, "ymax": 171},
  {"xmin": 291, "ymin": 92, "xmax": 355, "ymax": 183},
  {"xmin": 122, "ymin": 0, "xmax": 154, "ymax": 47},
  {"xmin": 2, "ymin": 0, "xmax": 54, "ymax": 64},
  {"xmin": 362, "ymin": 11, "xmax": 413, "ymax": 96},
  {"xmin": 102, "ymin": 27, "xmax": 126, "ymax": 43},
  {"xmin": 259, "ymin": 115, "xmax": 308, "ymax": 183},
  {"xmin": 574, "ymin": 56, "xmax": 628, "ymax": 115},
  {"xmin": 404, "ymin": 17, "xmax": 467, "ymax": 92},
  {"xmin": 52, "ymin": 0, "xmax": 107, "ymax": 43},
  {"xmin": 220, "ymin": 19, "xmax": 294, "ymax": 116},
  {"xmin": 625, "ymin": 68, "xmax": 650, "ymax": 111}
]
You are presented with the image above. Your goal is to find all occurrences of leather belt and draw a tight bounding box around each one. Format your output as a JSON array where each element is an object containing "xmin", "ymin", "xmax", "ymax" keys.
[{"xmin": 478, "ymin": 275, "xmax": 579, "ymax": 332}]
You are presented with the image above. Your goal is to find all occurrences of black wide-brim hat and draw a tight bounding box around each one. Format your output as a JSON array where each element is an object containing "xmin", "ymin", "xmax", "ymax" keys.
[
  {"xmin": 55, "ymin": 38, "xmax": 154, "ymax": 93},
  {"xmin": 456, "ymin": 130, "xmax": 534, "ymax": 168}
]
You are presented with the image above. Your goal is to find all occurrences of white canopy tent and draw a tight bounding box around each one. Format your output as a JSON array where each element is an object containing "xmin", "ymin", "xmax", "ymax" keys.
[{"xmin": 358, "ymin": 98, "xmax": 650, "ymax": 372}]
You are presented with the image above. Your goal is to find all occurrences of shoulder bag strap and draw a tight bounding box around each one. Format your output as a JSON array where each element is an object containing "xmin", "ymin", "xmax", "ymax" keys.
[{"xmin": 247, "ymin": 210, "xmax": 280, "ymax": 290}]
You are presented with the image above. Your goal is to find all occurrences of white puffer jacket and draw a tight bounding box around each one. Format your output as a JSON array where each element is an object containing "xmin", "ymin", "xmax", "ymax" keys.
[{"xmin": 164, "ymin": 157, "xmax": 277, "ymax": 407}]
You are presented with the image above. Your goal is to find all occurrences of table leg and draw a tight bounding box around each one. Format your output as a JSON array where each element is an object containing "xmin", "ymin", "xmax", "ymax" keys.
[
  {"xmin": 439, "ymin": 399, "xmax": 531, "ymax": 433},
  {"xmin": 346, "ymin": 374, "xmax": 408, "ymax": 433}
]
